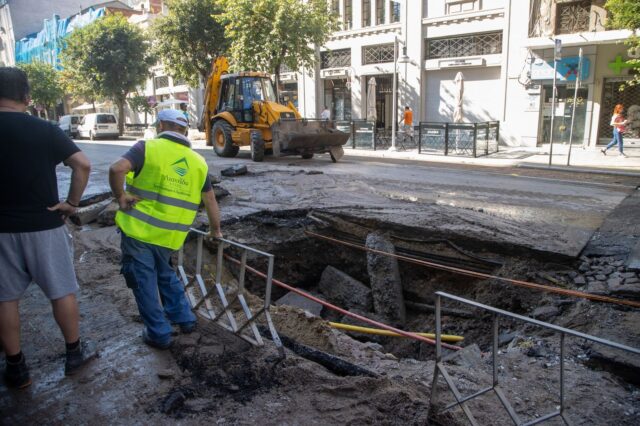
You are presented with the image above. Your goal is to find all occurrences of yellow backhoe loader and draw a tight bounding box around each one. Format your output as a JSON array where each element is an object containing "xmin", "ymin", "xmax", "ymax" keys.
[{"xmin": 200, "ymin": 57, "xmax": 349, "ymax": 162}]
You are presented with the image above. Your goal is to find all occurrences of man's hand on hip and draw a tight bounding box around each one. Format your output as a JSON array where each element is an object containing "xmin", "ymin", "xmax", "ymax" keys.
[
  {"xmin": 47, "ymin": 201, "xmax": 77, "ymax": 221},
  {"xmin": 117, "ymin": 194, "xmax": 141, "ymax": 211}
]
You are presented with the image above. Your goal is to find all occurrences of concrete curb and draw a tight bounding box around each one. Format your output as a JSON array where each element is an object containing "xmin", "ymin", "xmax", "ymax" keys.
[{"xmin": 517, "ymin": 163, "xmax": 640, "ymax": 178}]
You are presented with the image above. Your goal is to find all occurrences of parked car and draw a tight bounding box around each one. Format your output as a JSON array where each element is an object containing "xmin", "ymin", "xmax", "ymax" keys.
[
  {"xmin": 77, "ymin": 113, "xmax": 119, "ymax": 140},
  {"xmin": 58, "ymin": 114, "xmax": 82, "ymax": 138}
]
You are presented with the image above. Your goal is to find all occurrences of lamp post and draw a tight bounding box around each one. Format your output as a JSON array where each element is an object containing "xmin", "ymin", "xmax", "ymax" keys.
[{"xmin": 390, "ymin": 35, "xmax": 411, "ymax": 151}]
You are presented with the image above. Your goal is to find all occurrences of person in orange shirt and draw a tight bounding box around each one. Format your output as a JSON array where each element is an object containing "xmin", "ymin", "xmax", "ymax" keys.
[{"xmin": 403, "ymin": 106, "xmax": 413, "ymax": 137}]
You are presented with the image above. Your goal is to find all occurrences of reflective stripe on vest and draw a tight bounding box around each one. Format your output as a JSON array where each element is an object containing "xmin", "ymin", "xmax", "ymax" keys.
[
  {"xmin": 115, "ymin": 137, "xmax": 208, "ymax": 250},
  {"xmin": 126, "ymin": 184, "xmax": 200, "ymax": 210}
]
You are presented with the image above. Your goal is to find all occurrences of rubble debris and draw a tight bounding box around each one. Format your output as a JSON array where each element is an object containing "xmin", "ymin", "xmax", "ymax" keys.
[
  {"xmin": 531, "ymin": 305, "xmax": 559, "ymax": 321},
  {"xmin": 275, "ymin": 291, "xmax": 323, "ymax": 316},
  {"xmin": 78, "ymin": 191, "xmax": 112, "ymax": 207},
  {"xmin": 405, "ymin": 300, "xmax": 474, "ymax": 318},
  {"xmin": 97, "ymin": 201, "xmax": 119, "ymax": 226},
  {"xmin": 221, "ymin": 165, "xmax": 248, "ymax": 177},
  {"xmin": 70, "ymin": 198, "xmax": 113, "ymax": 226},
  {"xmin": 365, "ymin": 232, "xmax": 406, "ymax": 327},
  {"xmin": 443, "ymin": 344, "xmax": 482, "ymax": 367},
  {"xmin": 317, "ymin": 266, "xmax": 372, "ymax": 312},
  {"xmin": 161, "ymin": 390, "xmax": 186, "ymax": 414},
  {"xmin": 208, "ymin": 173, "xmax": 222, "ymax": 185},
  {"xmin": 213, "ymin": 186, "xmax": 230, "ymax": 200}
]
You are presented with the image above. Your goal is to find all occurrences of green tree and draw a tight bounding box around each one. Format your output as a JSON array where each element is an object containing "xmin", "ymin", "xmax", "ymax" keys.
[
  {"xmin": 18, "ymin": 61, "xmax": 64, "ymax": 120},
  {"xmin": 60, "ymin": 14, "xmax": 154, "ymax": 133},
  {"xmin": 151, "ymin": 0, "xmax": 228, "ymax": 86},
  {"xmin": 217, "ymin": 0, "xmax": 338, "ymax": 99},
  {"xmin": 605, "ymin": 0, "xmax": 640, "ymax": 87},
  {"xmin": 127, "ymin": 94, "xmax": 155, "ymax": 126}
]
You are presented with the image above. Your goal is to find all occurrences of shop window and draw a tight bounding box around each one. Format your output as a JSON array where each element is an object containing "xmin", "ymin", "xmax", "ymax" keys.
[
  {"xmin": 362, "ymin": 0, "xmax": 371, "ymax": 27},
  {"xmin": 376, "ymin": 0, "xmax": 386, "ymax": 25},
  {"xmin": 390, "ymin": 1, "xmax": 400, "ymax": 23},
  {"xmin": 426, "ymin": 32, "xmax": 502, "ymax": 59},
  {"xmin": 324, "ymin": 79, "xmax": 351, "ymax": 121},
  {"xmin": 599, "ymin": 78, "xmax": 640, "ymax": 142},
  {"xmin": 321, "ymin": 49, "xmax": 351, "ymax": 69},
  {"xmin": 154, "ymin": 75, "xmax": 169, "ymax": 89},
  {"xmin": 362, "ymin": 43, "xmax": 395, "ymax": 65}
]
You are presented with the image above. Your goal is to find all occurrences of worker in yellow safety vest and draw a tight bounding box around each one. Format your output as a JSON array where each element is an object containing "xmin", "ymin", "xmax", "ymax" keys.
[{"xmin": 109, "ymin": 109, "xmax": 222, "ymax": 349}]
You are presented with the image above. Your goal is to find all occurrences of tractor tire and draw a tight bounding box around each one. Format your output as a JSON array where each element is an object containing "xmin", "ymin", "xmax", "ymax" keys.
[
  {"xmin": 301, "ymin": 153, "xmax": 314, "ymax": 159},
  {"xmin": 250, "ymin": 130, "xmax": 265, "ymax": 162},
  {"xmin": 212, "ymin": 120, "xmax": 239, "ymax": 158}
]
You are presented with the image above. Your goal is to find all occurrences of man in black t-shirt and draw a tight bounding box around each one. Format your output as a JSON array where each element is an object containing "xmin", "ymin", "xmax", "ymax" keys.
[{"xmin": 0, "ymin": 67, "xmax": 97, "ymax": 389}]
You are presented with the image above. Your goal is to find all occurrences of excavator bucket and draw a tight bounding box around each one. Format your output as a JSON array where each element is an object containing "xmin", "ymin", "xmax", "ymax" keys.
[{"xmin": 271, "ymin": 119, "xmax": 350, "ymax": 160}]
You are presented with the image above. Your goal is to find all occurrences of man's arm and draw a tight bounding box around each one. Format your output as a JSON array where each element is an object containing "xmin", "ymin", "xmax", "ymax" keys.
[
  {"xmin": 109, "ymin": 158, "xmax": 140, "ymax": 210},
  {"xmin": 202, "ymin": 190, "xmax": 222, "ymax": 238},
  {"xmin": 47, "ymin": 151, "xmax": 91, "ymax": 220}
]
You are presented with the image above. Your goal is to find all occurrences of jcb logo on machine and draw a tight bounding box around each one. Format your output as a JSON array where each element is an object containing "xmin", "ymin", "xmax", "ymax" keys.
[{"xmin": 171, "ymin": 157, "xmax": 189, "ymax": 177}]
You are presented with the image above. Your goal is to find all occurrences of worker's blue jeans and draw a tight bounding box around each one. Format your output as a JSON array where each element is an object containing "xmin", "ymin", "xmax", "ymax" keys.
[{"xmin": 120, "ymin": 233, "xmax": 195, "ymax": 345}]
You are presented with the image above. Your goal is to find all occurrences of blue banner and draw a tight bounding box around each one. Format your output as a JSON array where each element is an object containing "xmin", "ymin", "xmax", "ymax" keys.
[{"xmin": 530, "ymin": 56, "xmax": 590, "ymax": 81}]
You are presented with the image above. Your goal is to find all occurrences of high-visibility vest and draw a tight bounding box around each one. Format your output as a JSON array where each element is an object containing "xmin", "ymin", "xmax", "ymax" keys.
[{"xmin": 115, "ymin": 138, "xmax": 208, "ymax": 250}]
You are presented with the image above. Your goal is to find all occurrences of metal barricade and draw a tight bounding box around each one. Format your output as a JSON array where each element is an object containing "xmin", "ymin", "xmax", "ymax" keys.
[
  {"xmin": 430, "ymin": 291, "xmax": 640, "ymax": 425},
  {"xmin": 177, "ymin": 228, "xmax": 283, "ymax": 351}
]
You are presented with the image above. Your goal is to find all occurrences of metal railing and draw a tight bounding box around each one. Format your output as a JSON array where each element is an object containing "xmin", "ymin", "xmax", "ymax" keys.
[
  {"xmin": 430, "ymin": 291, "xmax": 640, "ymax": 425},
  {"xmin": 177, "ymin": 228, "xmax": 283, "ymax": 352},
  {"xmin": 418, "ymin": 121, "xmax": 499, "ymax": 157}
]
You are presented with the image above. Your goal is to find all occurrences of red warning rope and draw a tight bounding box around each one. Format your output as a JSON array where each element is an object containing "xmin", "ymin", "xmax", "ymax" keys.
[
  {"xmin": 304, "ymin": 230, "xmax": 640, "ymax": 309},
  {"xmin": 224, "ymin": 254, "xmax": 462, "ymax": 351}
]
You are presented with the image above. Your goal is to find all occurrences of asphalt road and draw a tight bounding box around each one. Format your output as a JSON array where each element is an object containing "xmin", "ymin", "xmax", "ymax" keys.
[{"xmin": 57, "ymin": 139, "xmax": 639, "ymax": 257}]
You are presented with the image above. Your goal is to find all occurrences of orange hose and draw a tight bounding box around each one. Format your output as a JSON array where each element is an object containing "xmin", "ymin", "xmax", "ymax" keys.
[
  {"xmin": 304, "ymin": 230, "xmax": 640, "ymax": 309},
  {"xmin": 224, "ymin": 254, "xmax": 462, "ymax": 351}
]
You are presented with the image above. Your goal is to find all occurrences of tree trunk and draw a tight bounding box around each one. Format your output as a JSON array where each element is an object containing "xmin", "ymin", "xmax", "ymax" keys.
[
  {"xmin": 274, "ymin": 64, "xmax": 281, "ymax": 105},
  {"xmin": 44, "ymin": 108, "xmax": 49, "ymax": 120},
  {"xmin": 116, "ymin": 96, "xmax": 125, "ymax": 135}
]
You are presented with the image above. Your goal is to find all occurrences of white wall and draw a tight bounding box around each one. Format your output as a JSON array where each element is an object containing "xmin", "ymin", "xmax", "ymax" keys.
[{"xmin": 425, "ymin": 66, "xmax": 502, "ymax": 122}]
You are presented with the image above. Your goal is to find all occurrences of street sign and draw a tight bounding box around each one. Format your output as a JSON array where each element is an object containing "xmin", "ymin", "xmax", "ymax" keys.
[{"xmin": 554, "ymin": 39, "xmax": 562, "ymax": 61}]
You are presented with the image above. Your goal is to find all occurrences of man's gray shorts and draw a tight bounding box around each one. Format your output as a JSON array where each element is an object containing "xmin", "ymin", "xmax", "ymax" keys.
[{"xmin": 0, "ymin": 225, "xmax": 79, "ymax": 302}]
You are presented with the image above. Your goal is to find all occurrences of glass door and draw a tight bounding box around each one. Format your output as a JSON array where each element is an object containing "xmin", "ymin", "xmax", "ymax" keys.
[{"xmin": 540, "ymin": 84, "xmax": 588, "ymax": 145}]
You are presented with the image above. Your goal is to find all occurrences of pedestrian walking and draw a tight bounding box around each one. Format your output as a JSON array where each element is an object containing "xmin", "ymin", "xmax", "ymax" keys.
[
  {"xmin": 601, "ymin": 104, "xmax": 628, "ymax": 157},
  {"xmin": 320, "ymin": 106, "xmax": 331, "ymax": 120},
  {"xmin": 179, "ymin": 102, "xmax": 189, "ymax": 129},
  {"xmin": 0, "ymin": 67, "xmax": 97, "ymax": 389},
  {"xmin": 403, "ymin": 106, "xmax": 414, "ymax": 137},
  {"xmin": 109, "ymin": 109, "xmax": 222, "ymax": 349}
]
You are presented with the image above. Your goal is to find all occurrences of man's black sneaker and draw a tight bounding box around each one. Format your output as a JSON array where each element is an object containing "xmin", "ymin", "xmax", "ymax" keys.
[
  {"xmin": 179, "ymin": 322, "xmax": 197, "ymax": 334},
  {"xmin": 142, "ymin": 329, "xmax": 172, "ymax": 350},
  {"xmin": 4, "ymin": 356, "xmax": 32, "ymax": 389},
  {"xmin": 65, "ymin": 339, "xmax": 98, "ymax": 376}
]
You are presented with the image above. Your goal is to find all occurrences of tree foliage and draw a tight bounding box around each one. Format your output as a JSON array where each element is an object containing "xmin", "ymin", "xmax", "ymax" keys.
[
  {"xmin": 605, "ymin": 0, "xmax": 640, "ymax": 87},
  {"xmin": 151, "ymin": 0, "xmax": 228, "ymax": 86},
  {"xmin": 216, "ymin": 0, "xmax": 338, "ymax": 96},
  {"xmin": 127, "ymin": 94, "xmax": 155, "ymax": 125},
  {"xmin": 60, "ymin": 14, "xmax": 154, "ymax": 133},
  {"xmin": 18, "ymin": 61, "xmax": 63, "ymax": 119}
]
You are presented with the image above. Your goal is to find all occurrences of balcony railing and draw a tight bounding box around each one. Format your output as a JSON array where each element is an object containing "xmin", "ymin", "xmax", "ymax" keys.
[{"xmin": 529, "ymin": 0, "xmax": 607, "ymax": 38}]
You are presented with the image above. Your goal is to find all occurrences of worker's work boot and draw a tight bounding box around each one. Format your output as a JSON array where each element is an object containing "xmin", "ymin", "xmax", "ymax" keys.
[
  {"xmin": 179, "ymin": 321, "xmax": 197, "ymax": 334},
  {"xmin": 65, "ymin": 339, "xmax": 98, "ymax": 376},
  {"xmin": 3, "ymin": 355, "xmax": 32, "ymax": 389}
]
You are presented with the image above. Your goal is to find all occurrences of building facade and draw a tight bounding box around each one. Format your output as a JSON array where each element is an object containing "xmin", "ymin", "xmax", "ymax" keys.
[{"xmin": 290, "ymin": 0, "xmax": 638, "ymax": 148}]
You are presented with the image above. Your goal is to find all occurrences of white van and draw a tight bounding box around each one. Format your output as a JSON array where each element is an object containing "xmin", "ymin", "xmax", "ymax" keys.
[
  {"xmin": 58, "ymin": 115, "xmax": 82, "ymax": 138},
  {"xmin": 77, "ymin": 113, "xmax": 119, "ymax": 140}
]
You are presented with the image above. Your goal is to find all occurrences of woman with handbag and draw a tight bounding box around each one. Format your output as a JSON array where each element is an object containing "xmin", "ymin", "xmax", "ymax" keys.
[{"xmin": 601, "ymin": 104, "xmax": 628, "ymax": 157}]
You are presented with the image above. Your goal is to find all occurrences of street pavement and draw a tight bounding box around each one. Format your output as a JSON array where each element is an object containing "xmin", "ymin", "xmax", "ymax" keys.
[{"xmin": 59, "ymin": 138, "xmax": 639, "ymax": 258}]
